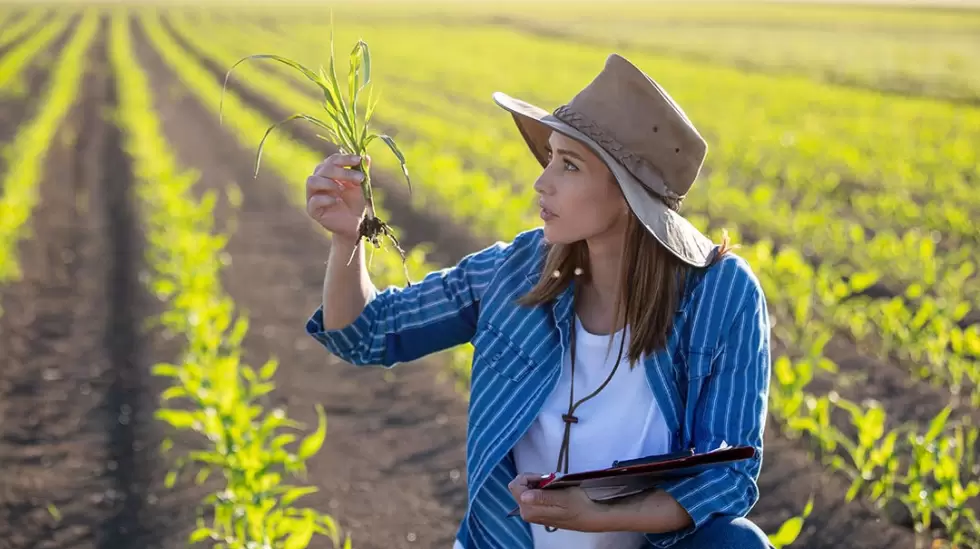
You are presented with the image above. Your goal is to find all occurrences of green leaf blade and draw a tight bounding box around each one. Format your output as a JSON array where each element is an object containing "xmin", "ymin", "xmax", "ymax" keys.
[
  {"xmin": 364, "ymin": 85, "xmax": 380, "ymax": 126},
  {"xmin": 925, "ymin": 405, "xmax": 952, "ymax": 443},
  {"xmin": 283, "ymin": 515, "xmax": 315, "ymax": 549},
  {"xmin": 254, "ymin": 113, "xmax": 336, "ymax": 176},
  {"xmin": 360, "ymin": 40, "xmax": 371, "ymax": 92},
  {"xmin": 155, "ymin": 409, "xmax": 196, "ymax": 430},
  {"xmin": 768, "ymin": 517, "xmax": 803, "ymax": 548},
  {"xmin": 281, "ymin": 486, "xmax": 319, "ymax": 506},
  {"xmin": 330, "ymin": 39, "xmax": 358, "ymax": 143},
  {"xmin": 260, "ymin": 358, "xmax": 279, "ymax": 380},
  {"xmin": 378, "ymin": 134, "xmax": 411, "ymax": 193},
  {"xmin": 151, "ymin": 363, "xmax": 181, "ymax": 377},
  {"xmin": 348, "ymin": 42, "xmax": 362, "ymax": 123},
  {"xmin": 297, "ymin": 404, "xmax": 327, "ymax": 460},
  {"xmin": 189, "ymin": 527, "xmax": 213, "ymax": 543},
  {"xmin": 226, "ymin": 54, "xmax": 336, "ymax": 110}
]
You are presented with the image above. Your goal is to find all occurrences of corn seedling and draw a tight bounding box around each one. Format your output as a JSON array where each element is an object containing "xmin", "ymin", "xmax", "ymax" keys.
[
  {"xmin": 219, "ymin": 16, "xmax": 413, "ymax": 282},
  {"xmin": 767, "ymin": 494, "xmax": 814, "ymax": 549}
]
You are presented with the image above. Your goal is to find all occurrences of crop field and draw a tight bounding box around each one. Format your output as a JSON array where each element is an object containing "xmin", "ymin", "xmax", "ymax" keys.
[{"xmin": 0, "ymin": 1, "xmax": 977, "ymax": 548}]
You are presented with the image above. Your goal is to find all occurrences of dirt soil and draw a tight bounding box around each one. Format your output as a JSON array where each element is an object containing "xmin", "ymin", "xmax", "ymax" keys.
[{"xmin": 0, "ymin": 19, "xmax": 175, "ymax": 549}]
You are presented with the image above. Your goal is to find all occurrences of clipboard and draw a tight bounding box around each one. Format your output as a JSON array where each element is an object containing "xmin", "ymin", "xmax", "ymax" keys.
[{"xmin": 506, "ymin": 445, "xmax": 755, "ymax": 517}]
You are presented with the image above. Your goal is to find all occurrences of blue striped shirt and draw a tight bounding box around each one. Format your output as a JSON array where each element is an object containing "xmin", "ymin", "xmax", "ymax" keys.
[{"xmin": 306, "ymin": 227, "xmax": 771, "ymax": 548}]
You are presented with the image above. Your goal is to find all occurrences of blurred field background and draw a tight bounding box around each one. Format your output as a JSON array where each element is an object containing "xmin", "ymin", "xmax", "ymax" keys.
[{"xmin": 0, "ymin": 1, "xmax": 978, "ymax": 548}]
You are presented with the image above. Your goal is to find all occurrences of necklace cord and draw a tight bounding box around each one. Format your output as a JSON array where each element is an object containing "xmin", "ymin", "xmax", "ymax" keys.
[
  {"xmin": 546, "ymin": 264, "xmax": 637, "ymax": 533},
  {"xmin": 547, "ymin": 300, "xmax": 630, "ymax": 532}
]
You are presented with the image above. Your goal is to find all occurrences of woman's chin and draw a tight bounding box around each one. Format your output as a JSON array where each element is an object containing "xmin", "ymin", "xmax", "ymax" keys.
[{"xmin": 542, "ymin": 223, "xmax": 575, "ymax": 245}]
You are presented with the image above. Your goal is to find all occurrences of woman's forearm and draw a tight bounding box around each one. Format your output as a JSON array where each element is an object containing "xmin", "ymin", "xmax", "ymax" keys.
[
  {"xmin": 321, "ymin": 235, "xmax": 377, "ymax": 331},
  {"xmin": 598, "ymin": 489, "xmax": 693, "ymax": 533}
]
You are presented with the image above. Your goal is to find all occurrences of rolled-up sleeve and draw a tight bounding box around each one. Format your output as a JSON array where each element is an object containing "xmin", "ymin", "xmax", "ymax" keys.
[
  {"xmin": 646, "ymin": 283, "xmax": 771, "ymax": 548},
  {"xmin": 305, "ymin": 239, "xmax": 513, "ymax": 367}
]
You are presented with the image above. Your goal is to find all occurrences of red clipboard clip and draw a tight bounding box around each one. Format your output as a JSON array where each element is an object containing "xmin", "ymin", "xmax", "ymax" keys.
[{"xmin": 506, "ymin": 472, "xmax": 560, "ymax": 517}]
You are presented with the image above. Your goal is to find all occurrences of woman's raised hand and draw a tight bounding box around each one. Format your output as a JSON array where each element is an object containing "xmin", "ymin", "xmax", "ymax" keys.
[{"xmin": 305, "ymin": 153, "xmax": 369, "ymax": 242}]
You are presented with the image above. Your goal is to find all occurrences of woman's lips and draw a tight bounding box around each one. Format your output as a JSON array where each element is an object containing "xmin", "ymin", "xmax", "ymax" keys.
[{"xmin": 539, "ymin": 206, "xmax": 557, "ymax": 221}]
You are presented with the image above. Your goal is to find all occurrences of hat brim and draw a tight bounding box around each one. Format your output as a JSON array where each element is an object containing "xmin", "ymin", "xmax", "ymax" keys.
[{"xmin": 492, "ymin": 91, "xmax": 716, "ymax": 268}]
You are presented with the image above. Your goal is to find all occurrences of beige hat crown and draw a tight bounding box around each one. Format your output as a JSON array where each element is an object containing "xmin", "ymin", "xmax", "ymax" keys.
[{"xmin": 551, "ymin": 54, "xmax": 707, "ymax": 211}]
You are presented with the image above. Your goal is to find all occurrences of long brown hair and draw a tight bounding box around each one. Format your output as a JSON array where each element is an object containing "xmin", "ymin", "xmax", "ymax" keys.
[{"xmin": 516, "ymin": 213, "xmax": 734, "ymax": 367}]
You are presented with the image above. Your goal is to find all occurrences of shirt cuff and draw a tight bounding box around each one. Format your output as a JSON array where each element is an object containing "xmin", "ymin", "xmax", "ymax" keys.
[
  {"xmin": 644, "ymin": 466, "xmax": 756, "ymax": 548},
  {"xmin": 305, "ymin": 292, "xmax": 381, "ymax": 364}
]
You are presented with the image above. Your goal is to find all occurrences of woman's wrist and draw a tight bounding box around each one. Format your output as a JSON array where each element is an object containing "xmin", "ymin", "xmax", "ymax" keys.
[
  {"xmin": 330, "ymin": 233, "xmax": 359, "ymax": 255},
  {"xmin": 590, "ymin": 489, "xmax": 693, "ymax": 533}
]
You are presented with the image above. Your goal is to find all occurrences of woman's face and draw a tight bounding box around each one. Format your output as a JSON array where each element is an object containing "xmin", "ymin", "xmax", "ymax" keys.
[{"xmin": 534, "ymin": 131, "xmax": 629, "ymax": 244}]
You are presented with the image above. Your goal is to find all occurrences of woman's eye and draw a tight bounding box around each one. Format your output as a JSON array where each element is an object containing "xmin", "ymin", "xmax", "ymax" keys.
[{"xmin": 545, "ymin": 150, "xmax": 577, "ymax": 171}]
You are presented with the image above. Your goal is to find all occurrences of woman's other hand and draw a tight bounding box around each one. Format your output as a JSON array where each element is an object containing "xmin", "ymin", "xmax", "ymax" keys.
[{"xmin": 508, "ymin": 472, "xmax": 610, "ymax": 533}]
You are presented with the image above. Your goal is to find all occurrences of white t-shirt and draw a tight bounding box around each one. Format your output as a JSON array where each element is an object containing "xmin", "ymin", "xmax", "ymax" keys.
[{"xmin": 454, "ymin": 316, "xmax": 671, "ymax": 549}]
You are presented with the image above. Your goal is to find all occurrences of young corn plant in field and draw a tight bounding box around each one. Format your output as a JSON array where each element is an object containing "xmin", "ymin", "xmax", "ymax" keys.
[
  {"xmin": 154, "ymin": 330, "xmax": 346, "ymax": 549},
  {"xmin": 901, "ymin": 409, "xmax": 980, "ymax": 549},
  {"xmin": 219, "ymin": 23, "xmax": 413, "ymax": 282}
]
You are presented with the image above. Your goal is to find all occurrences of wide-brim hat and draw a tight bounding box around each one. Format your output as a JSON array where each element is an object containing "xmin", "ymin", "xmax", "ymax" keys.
[{"xmin": 492, "ymin": 53, "xmax": 717, "ymax": 268}]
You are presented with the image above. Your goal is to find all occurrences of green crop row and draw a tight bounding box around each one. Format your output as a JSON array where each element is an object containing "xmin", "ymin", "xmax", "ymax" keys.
[
  {"xmin": 163, "ymin": 10, "xmax": 980, "ymax": 406},
  {"xmin": 749, "ymin": 239, "xmax": 980, "ymax": 547},
  {"xmin": 210, "ymin": 14, "xmax": 978, "ymax": 251},
  {"xmin": 174, "ymin": 9, "xmax": 975, "ymax": 273},
  {"xmin": 0, "ymin": 8, "xmax": 52, "ymax": 55},
  {"xmin": 162, "ymin": 8, "xmax": 980, "ymax": 545},
  {"xmin": 0, "ymin": 11, "xmax": 71, "ymax": 93},
  {"xmin": 186, "ymin": 10, "xmax": 980, "ymax": 245},
  {"xmin": 0, "ymin": 9, "xmax": 95, "ymax": 309},
  {"xmin": 462, "ymin": 7, "xmax": 980, "ymax": 107},
  {"xmin": 264, "ymin": 14, "xmax": 980, "ymax": 278},
  {"xmin": 109, "ymin": 9, "xmax": 350, "ymax": 548},
  {"xmin": 225, "ymin": 0, "xmax": 980, "ymax": 106},
  {"xmin": 236, "ymin": 10, "xmax": 980, "ymax": 214},
  {"xmin": 269, "ymin": 16, "xmax": 980, "ymax": 265}
]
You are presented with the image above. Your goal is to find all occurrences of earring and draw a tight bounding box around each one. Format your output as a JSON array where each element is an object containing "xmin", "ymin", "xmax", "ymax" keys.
[{"xmin": 573, "ymin": 267, "xmax": 583, "ymax": 276}]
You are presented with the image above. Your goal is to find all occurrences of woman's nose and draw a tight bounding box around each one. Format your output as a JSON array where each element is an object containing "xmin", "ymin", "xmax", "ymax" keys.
[{"xmin": 533, "ymin": 173, "xmax": 553, "ymax": 195}]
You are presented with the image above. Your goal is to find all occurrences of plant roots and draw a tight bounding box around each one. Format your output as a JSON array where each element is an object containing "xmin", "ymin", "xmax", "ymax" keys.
[{"xmin": 347, "ymin": 213, "xmax": 413, "ymax": 286}]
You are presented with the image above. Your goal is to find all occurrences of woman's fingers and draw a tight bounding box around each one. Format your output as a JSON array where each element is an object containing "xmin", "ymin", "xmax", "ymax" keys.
[
  {"xmin": 306, "ymin": 175, "xmax": 337, "ymax": 197},
  {"xmin": 313, "ymin": 154, "xmax": 358, "ymax": 173},
  {"xmin": 306, "ymin": 174, "xmax": 348, "ymax": 196},
  {"xmin": 307, "ymin": 192, "xmax": 337, "ymax": 216},
  {"xmin": 314, "ymin": 154, "xmax": 366, "ymax": 185},
  {"xmin": 508, "ymin": 473, "xmax": 540, "ymax": 502},
  {"xmin": 329, "ymin": 153, "xmax": 363, "ymax": 168}
]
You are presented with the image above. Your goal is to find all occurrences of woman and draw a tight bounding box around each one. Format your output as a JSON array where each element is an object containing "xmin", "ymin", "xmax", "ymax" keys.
[{"xmin": 303, "ymin": 53, "xmax": 773, "ymax": 549}]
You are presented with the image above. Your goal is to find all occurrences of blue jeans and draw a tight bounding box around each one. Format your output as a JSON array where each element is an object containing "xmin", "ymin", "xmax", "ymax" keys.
[{"xmin": 670, "ymin": 516, "xmax": 774, "ymax": 549}]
